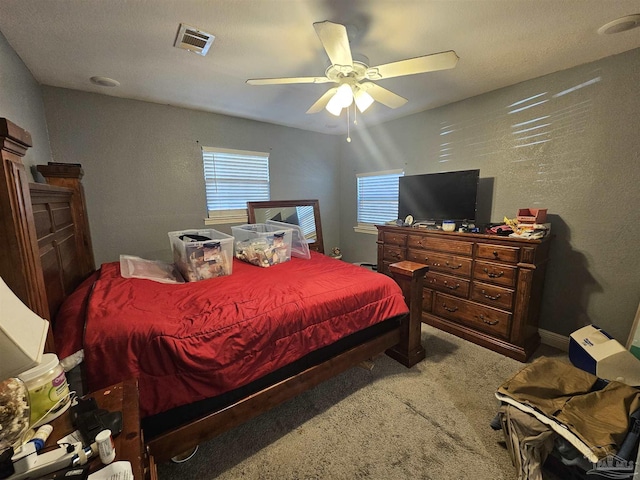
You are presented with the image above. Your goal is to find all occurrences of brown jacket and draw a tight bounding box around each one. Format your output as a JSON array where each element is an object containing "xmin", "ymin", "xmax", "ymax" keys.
[{"xmin": 497, "ymin": 357, "xmax": 640, "ymax": 460}]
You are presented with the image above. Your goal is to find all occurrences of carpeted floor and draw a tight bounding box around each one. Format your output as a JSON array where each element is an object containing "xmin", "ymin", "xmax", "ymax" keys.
[{"xmin": 157, "ymin": 325, "xmax": 566, "ymax": 480}]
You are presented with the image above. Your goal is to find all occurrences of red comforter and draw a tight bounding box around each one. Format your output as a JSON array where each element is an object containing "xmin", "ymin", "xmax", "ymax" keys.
[{"xmin": 80, "ymin": 253, "xmax": 408, "ymax": 417}]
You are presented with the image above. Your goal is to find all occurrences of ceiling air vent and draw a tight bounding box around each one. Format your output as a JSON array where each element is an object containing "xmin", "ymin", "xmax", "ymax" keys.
[{"xmin": 174, "ymin": 24, "xmax": 215, "ymax": 56}]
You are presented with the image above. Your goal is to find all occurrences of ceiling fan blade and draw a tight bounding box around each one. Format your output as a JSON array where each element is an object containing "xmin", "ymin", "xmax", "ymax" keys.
[
  {"xmin": 306, "ymin": 87, "xmax": 339, "ymax": 114},
  {"xmin": 247, "ymin": 76, "xmax": 332, "ymax": 85},
  {"xmin": 368, "ymin": 50, "xmax": 459, "ymax": 80},
  {"xmin": 313, "ymin": 21, "xmax": 353, "ymax": 69},
  {"xmin": 360, "ymin": 83, "xmax": 407, "ymax": 109}
]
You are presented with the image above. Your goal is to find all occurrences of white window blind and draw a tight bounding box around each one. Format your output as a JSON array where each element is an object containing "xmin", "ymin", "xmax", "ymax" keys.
[
  {"xmin": 296, "ymin": 206, "xmax": 316, "ymax": 239},
  {"xmin": 356, "ymin": 170, "xmax": 403, "ymax": 228},
  {"xmin": 263, "ymin": 206, "xmax": 314, "ymax": 238},
  {"xmin": 202, "ymin": 147, "xmax": 270, "ymax": 223}
]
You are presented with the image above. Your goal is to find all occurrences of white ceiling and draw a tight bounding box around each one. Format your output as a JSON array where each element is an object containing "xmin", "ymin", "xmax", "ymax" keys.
[{"xmin": 0, "ymin": 1, "xmax": 639, "ymax": 135}]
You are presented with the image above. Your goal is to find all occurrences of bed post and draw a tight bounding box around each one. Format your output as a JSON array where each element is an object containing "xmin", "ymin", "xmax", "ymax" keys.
[
  {"xmin": 0, "ymin": 118, "xmax": 51, "ymax": 328},
  {"xmin": 387, "ymin": 260, "xmax": 428, "ymax": 367},
  {"xmin": 37, "ymin": 163, "xmax": 96, "ymax": 274}
]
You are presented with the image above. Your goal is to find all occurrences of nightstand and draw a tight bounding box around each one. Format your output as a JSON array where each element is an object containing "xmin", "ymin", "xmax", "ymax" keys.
[{"xmin": 45, "ymin": 379, "xmax": 157, "ymax": 479}]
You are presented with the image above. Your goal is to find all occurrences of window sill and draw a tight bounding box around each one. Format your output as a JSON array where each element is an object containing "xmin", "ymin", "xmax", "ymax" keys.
[
  {"xmin": 353, "ymin": 224, "xmax": 378, "ymax": 235},
  {"xmin": 205, "ymin": 214, "xmax": 248, "ymax": 226}
]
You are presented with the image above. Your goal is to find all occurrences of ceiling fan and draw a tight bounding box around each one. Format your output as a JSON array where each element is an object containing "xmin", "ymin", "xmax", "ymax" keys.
[{"xmin": 246, "ymin": 21, "xmax": 459, "ymax": 117}]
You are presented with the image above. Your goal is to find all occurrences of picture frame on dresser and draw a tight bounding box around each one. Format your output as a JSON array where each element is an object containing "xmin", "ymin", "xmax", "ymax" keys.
[{"xmin": 376, "ymin": 225, "xmax": 552, "ymax": 361}]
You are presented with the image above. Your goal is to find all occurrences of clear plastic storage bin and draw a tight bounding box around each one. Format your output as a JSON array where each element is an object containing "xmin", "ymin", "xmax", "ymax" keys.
[
  {"xmin": 231, "ymin": 223, "xmax": 293, "ymax": 267},
  {"xmin": 266, "ymin": 219, "xmax": 310, "ymax": 259},
  {"xmin": 168, "ymin": 229, "xmax": 234, "ymax": 281}
]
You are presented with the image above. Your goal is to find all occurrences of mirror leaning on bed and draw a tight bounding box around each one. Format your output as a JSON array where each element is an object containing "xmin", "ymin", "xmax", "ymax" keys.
[{"xmin": 247, "ymin": 199, "xmax": 324, "ymax": 254}]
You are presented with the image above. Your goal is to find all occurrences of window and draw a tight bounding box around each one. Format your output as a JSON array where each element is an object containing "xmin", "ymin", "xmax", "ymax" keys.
[
  {"xmin": 355, "ymin": 169, "xmax": 404, "ymax": 234},
  {"xmin": 202, "ymin": 147, "xmax": 270, "ymax": 224}
]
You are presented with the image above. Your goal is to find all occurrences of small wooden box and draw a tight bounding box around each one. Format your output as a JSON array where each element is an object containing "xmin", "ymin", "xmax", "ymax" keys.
[{"xmin": 516, "ymin": 208, "xmax": 547, "ymax": 224}]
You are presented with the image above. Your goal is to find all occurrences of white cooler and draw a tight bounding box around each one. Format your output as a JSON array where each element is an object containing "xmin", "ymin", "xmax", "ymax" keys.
[{"xmin": 569, "ymin": 325, "xmax": 640, "ymax": 386}]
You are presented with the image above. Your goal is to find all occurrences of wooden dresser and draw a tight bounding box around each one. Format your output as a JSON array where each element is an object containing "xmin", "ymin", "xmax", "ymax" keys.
[{"xmin": 376, "ymin": 225, "xmax": 551, "ymax": 361}]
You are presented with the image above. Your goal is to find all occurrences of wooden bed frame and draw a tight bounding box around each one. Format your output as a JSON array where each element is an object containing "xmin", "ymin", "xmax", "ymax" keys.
[{"xmin": 0, "ymin": 118, "xmax": 428, "ymax": 464}]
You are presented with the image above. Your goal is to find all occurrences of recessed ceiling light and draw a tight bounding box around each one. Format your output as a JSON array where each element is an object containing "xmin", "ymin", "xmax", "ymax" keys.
[
  {"xmin": 597, "ymin": 14, "xmax": 640, "ymax": 35},
  {"xmin": 90, "ymin": 76, "xmax": 120, "ymax": 87}
]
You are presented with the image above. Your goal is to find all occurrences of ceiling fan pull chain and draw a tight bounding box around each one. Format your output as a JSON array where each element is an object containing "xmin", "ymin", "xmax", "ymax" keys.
[{"xmin": 346, "ymin": 106, "xmax": 351, "ymax": 142}]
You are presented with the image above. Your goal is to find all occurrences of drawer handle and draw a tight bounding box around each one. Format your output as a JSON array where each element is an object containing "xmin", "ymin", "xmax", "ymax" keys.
[
  {"xmin": 477, "ymin": 314, "xmax": 499, "ymax": 326},
  {"xmin": 444, "ymin": 282, "xmax": 460, "ymax": 290},
  {"xmin": 483, "ymin": 268, "xmax": 504, "ymax": 278},
  {"xmin": 481, "ymin": 290, "xmax": 501, "ymax": 300},
  {"xmin": 433, "ymin": 261, "xmax": 463, "ymax": 270},
  {"xmin": 442, "ymin": 304, "xmax": 458, "ymax": 312},
  {"xmin": 493, "ymin": 251, "xmax": 499, "ymax": 257}
]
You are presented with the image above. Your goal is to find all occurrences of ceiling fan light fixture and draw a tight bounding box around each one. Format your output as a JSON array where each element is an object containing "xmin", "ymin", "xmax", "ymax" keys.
[
  {"xmin": 354, "ymin": 88, "xmax": 374, "ymax": 113},
  {"xmin": 325, "ymin": 95, "xmax": 344, "ymax": 116},
  {"xmin": 336, "ymin": 84, "xmax": 354, "ymax": 108},
  {"xmin": 325, "ymin": 84, "xmax": 353, "ymax": 115}
]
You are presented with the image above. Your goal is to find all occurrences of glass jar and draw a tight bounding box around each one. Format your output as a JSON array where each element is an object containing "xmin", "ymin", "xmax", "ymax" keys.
[{"xmin": 0, "ymin": 377, "xmax": 30, "ymax": 451}]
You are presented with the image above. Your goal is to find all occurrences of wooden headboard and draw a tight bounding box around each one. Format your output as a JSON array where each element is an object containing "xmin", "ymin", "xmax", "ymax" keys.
[{"xmin": 0, "ymin": 118, "xmax": 94, "ymax": 353}]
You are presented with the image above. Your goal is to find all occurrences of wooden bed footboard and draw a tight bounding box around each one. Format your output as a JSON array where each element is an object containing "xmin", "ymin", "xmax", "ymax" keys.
[{"xmin": 0, "ymin": 117, "xmax": 429, "ymax": 464}]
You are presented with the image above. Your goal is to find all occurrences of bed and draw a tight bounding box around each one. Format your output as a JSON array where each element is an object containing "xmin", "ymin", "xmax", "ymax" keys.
[{"xmin": 0, "ymin": 117, "xmax": 428, "ymax": 464}]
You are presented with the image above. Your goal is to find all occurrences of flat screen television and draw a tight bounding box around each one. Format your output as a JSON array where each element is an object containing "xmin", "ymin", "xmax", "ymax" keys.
[{"xmin": 398, "ymin": 169, "xmax": 480, "ymax": 223}]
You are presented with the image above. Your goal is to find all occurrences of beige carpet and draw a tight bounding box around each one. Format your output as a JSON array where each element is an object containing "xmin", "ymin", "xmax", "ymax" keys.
[{"xmin": 157, "ymin": 325, "xmax": 566, "ymax": 480}]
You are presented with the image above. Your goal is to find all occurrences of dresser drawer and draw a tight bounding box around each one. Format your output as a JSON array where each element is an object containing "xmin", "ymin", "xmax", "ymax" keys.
[
  {"xmin": 408, "ymin": 235, "xmax": 473, "ymax": 256},
  {"xmin": 473, "ymin": 260, "xmax": 517, "ymax": 287},
  {"xmin": 407, "ymin": 249, "xmax": 472, "ymax": 277},
  {"xmin": 424, "ymin": 272, "xmax": 470, "ymax": 298},
  {"xmin": 434, "ymin": 293, "xmax": 511, "ymax": 339},
  {"xmin": 470, "ymin": 281, "xmax": 514, "ymax": 311},
  {"xmin": 383, "ymin": 232, "xmax": 407, "ymax": 247},
  {"xmin": 476, "ymin": 243, "xmax": 520, "ymax": 263},
  {"xmin": 422, "ymin": 288, "xmax": 433, "ymax": 313},
  {"xmin": 383, "ymin": 246, "xmax": 405, "ymax": 263}
]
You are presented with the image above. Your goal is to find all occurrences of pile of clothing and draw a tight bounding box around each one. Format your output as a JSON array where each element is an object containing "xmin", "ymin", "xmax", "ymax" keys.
[{"xmin": 493, "ymin": 357, "xmax": 640, "ymax": 480}]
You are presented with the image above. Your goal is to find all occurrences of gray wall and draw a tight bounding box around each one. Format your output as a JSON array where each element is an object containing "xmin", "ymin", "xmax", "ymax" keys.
[
  {"xmin": 339, "ymin": 48, "xmax": 640, "ymax": 341},
  {"xmin": 41, "ymin": 87, "xmax": 341, "ymax": 266},
  {"xmin": 0, "ymin": 31, "xmax": 51, "ymax": 178}
]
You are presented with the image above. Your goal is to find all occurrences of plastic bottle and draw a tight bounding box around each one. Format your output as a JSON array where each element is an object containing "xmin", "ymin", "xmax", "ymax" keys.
[
  {"xmin": 28, "ymin": 424, "xmax": 53, "ymax": 451},
  {"xmin": 95, "ymin": 429, "xmax": 115, "ymax": 465}
]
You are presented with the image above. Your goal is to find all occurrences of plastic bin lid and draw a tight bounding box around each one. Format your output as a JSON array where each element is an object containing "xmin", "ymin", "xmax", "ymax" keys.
[
  {"xmin": 18, "ymin": 353, "xmax": 60, "ymax": 382},
  {"xmin": 266, "ymin": 220, "xmax": 311, "ymax": 259}
]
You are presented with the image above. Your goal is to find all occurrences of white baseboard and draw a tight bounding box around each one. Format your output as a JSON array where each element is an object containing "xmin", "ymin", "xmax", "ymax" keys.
[{"xmin": 539, "ymin": 328, "xmax": 570, "ymax": 352}]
